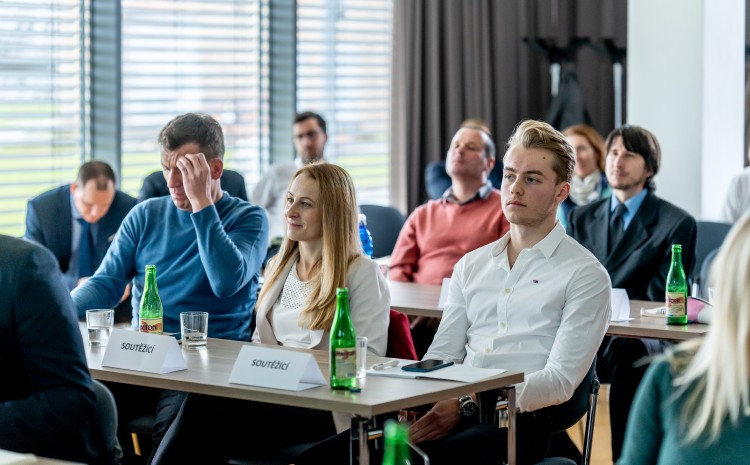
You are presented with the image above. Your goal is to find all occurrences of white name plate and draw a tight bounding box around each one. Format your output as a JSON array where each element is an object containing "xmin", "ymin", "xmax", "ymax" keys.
[
  {"xmin": 102, "ymin": 329, "xmax": 187, "ymax": 374},
  {"xmin": 229, "ymin": 345, "xmax": 326, "ymax": 391}
]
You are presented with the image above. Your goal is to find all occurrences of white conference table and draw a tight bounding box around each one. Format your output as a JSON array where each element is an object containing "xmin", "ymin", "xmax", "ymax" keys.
[
  {"xmin": 387, "ymin": 281, "xmax": 709, "ymax": 341},
  {"xmin": 80, "ymin": 323, "xmax": 524, "ymax": 464}
]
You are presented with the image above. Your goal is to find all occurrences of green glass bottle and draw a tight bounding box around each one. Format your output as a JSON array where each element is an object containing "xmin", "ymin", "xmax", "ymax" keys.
[
  {"xmin": 330, "ymin": 287, "xmax": 357, "ymax": 390},
  {"xmin": 665, "ymin": 244, "xmax": 688, "ymax": 325},
  {"xmin": 139, "ymin": 265, "xmax": 163, "ymax": 334},
  {"xmin": 382, "ymin": 420, "xmax": 412, "ymax": 465}
]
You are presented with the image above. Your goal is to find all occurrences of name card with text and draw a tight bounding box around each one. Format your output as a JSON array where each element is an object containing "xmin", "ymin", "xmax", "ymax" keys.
[
  {"xmin": 229, "ymin": 345, "xmax": 326, "ymax": 391},
  {"xmin": 102, "ymin": 329, "xmax": 187, "ymax": 374}
]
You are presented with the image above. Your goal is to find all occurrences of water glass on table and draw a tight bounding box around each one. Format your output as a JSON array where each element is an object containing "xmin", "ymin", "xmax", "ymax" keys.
[
  {"xmin": 356, "ymin": 336, "xmax": 368, "ymax": 379},
  {"xmin": 86, "ymin": 309, "xmax": 114, "ymax": 347},
  {"xmin": 180, "ymin": 311, "xmax": 209, "ymax": 350}
]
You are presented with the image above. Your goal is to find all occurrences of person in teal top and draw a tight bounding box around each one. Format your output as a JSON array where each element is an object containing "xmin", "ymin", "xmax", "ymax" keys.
[
  {"xmin": 619, "ymin": 215, "xmax": 750, "ymax": 465},
  {"xmin": 557, "ymin": 124, "xmax": 610, "ymax": 228}
]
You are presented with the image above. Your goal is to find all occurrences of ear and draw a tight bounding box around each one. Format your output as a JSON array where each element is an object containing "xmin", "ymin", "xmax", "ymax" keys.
[
  {"xmin": 556, "ymin": 181, "xmax": 570, "ymax": 203},
  {"xmin": 210, "ymin": 158, "xmax": 223, "ymax": 180},
  {"xmin": 484, "ymin": 156, "xmax": 496, "ymax": 174},
  {"xmin": 70, "ymin": 183, "xmax": 78, "ymax": 196}
]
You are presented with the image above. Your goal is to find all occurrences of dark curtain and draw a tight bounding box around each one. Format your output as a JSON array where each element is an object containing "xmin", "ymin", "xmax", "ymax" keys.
[{"xmin": 390, "ymin": 0, "xmax": 627, "ymax": 213}]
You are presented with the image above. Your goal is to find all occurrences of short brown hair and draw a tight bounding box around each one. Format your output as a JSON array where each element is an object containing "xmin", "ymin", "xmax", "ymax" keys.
[
  {"xmin": 505, "ymin": 120, "xmax": 574, "ymax": 183},
  {"xmin": 563, "ymin": 124, "xmax": 606, "ymax": 173},
  {"xmin": 76, "ymin": 161, "xmax": 116, "ymax": 190},
  {"xmin": 158, "ymin": 113, "xmax": 225, "ymax": 160}
]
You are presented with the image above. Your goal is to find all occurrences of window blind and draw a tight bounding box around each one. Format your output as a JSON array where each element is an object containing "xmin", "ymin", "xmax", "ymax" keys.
[
  {"xmin": 119, "ymin": 0, "xmax": 267, "ymax": 196},
  {"xmin": 0, "ymin": 0, "xmax": 88, "ymax": 236},
  {"xmin": 296, "ymin": 0, "xmax": 392, "ymax": 204}
]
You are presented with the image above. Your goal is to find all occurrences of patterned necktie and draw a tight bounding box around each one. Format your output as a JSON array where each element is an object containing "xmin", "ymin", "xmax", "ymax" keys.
[
  {"xmin": 607, "ymin": 203, "xmax": 628, "ymax": 255},
  {"xmin": 78, "ymin": 218, "xmax": 94, "ymax": 277}
]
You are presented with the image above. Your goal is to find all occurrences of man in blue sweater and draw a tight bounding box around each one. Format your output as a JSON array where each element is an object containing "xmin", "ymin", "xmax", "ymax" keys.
[{"xmin": 72, "ymin": 112, "xmax": 268, "ymax": 461}]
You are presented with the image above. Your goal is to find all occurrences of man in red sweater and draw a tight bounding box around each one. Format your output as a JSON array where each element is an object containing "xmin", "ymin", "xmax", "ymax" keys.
[{"xmin": 390, "ymin": 124, "xmax": 510, "ymax": 356}]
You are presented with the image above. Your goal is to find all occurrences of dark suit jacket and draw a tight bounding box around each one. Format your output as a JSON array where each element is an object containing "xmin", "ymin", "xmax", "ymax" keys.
[
  {"xmin": 0, "ymin": 236, "xmax": 109, "ymax": 464},
  {"xmin": 568, "ymin": 191, "xmax": 697, "ymax": 301},
  {"xmin": 24, "ymin": 184, "xmax": 137, "ymax": 289},
  {"xmin": 137, "ymin": 169, "xmax": 248, "ymax": 202}
]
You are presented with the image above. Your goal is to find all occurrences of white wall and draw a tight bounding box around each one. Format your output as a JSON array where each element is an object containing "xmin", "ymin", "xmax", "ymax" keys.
[{"xmin": 627, "ymin": 0, "xmax": 744, "ymax": 220}]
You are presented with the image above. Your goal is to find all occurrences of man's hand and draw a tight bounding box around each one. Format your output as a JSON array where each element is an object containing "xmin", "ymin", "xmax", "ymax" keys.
[
  {"xmin": 176, "ymin": 152, "xmax": 214, "ymax": 212},
  {"xmin": 408, "ymin": 398, "xmax": 461, "ymax": 443}
]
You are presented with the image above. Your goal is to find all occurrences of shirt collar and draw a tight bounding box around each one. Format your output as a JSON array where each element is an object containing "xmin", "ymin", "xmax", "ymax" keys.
[
  {"xmin": 490, "ymin": 220, "xmax": 565, "ymax": 261},
  {"xmin": 442, "ymin": 180, "xmax": 493, "ymax": 205},
  {"xmin": 69, "ymin": 192, "xmax": 83, "ymax": 220},
  {"xmin": 609, "ymin": 188, "xmax": 648, "ymax": 216}
]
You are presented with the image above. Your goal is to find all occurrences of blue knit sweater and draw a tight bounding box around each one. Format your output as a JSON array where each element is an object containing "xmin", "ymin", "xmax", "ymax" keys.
[{"xmin": 72, "ymin": 193, "xmax": 268, "ymax": 341}]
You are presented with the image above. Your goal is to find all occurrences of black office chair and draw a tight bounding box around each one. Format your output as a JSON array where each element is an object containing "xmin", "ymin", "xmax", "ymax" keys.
[
  {"xmin": 360, "ymin": 204, "xmax": 406, "ymax": 259},
  {"xmin": 696, "ymin": 247, "xmax": 720, "ymax": 300},
  {"xmin": 692, "ymin": 221, "xmax": 731, "ymax": 286},
  {"xmin": 491, "ymin": 360, "xmax": 600, "ymax": 465},
  {"xmin": 92, "ymin": 380, "xmax": 122, "ymax": 463}
]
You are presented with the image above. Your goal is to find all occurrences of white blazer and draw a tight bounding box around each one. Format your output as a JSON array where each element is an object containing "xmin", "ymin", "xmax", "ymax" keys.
[{"xmin": 252, "ymin": 254, "xmax": 390, "ymax": 356}]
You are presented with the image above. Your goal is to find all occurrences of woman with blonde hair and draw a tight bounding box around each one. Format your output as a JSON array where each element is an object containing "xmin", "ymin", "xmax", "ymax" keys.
[
  {"xmin": 558, "ymin": 124, "xmax": 610, "ymax": 227},
  {"xmin": 618, "ymin": 215, "xmax": 750, "ymax": 464},
  {"xmin": 153, "ymin": 163, "xmax": 390, "ymax": 464}
]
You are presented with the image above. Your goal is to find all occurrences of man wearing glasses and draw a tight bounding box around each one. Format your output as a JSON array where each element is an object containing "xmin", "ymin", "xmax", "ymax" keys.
[{"xmin": 251, "ymin": 111, "xmax": 329, "ymax": 245}]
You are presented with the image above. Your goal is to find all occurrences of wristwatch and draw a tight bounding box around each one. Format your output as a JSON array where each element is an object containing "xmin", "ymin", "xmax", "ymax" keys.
[{"xmin": 457, "ymin": 395, "xmax": 479, "ymax": 419}]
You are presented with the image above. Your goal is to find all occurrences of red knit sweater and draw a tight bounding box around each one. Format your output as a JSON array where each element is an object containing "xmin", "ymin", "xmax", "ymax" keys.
[{"xmin": 389, "ymin": 190, "xmax": 510, "ymax": 285}]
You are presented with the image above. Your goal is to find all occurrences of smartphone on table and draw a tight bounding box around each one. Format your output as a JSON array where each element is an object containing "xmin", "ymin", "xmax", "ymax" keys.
[{"xmin": 401, "ymin": 359, "xmax": 454, "ymax": 372}]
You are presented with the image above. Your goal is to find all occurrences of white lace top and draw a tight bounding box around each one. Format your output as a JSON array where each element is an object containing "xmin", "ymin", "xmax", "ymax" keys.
[{"xmin": 269, "ymin": 261, "xmax": 317, "ymax": 348}]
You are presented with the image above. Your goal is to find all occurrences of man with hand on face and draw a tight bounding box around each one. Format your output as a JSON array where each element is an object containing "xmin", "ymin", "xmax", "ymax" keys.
[
  {"xmin": 72, "ymin": 112, "xmax": 268, "ymax": 461},
  {"xmin": 252, "ymin": 111, "xmax": 329, "ymax": 244},
  {"xmin": 24, "ymin": 161, "xmax": 136, "ymax": 291}
]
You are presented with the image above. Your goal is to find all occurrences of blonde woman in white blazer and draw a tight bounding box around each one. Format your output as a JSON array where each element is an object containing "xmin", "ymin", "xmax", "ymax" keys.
[{"xmin": 153, "ymin": 163, "xmax": 390, "ymax": 465}]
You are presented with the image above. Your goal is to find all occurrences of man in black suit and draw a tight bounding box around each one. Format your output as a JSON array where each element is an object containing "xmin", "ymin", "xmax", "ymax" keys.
[
  {"xmin": 0, "ymin": 235, "xmax": 110, "ymax": 464},
  {"xmin": 568, "ymin": 125, "xmax": 697, "ymax": 461},
  {"xmin": 24, "ymin": 161, "xmax": 137, "ymax": 291}
]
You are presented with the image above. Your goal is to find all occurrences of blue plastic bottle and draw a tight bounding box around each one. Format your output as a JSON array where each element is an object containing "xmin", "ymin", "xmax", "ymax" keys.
[{"xmin": 358, "ymin": 213, "xmax": 374, "ymax": 258}]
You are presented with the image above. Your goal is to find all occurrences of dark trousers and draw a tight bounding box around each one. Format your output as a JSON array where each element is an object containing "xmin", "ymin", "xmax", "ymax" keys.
[
  {"xmin": 104, "ymin": 383, "xmax": 186, "ymax": 464},
  {"xmin": 152, "ymin": 393, "xmax": 337, "ymax": 465},
  {"xmin": 597, "ymin": 336, "xmax": 671, "ymax": 461},
  {"xmin": 299, "ymin": 410, "xmax": 552, "ymax": 465}
]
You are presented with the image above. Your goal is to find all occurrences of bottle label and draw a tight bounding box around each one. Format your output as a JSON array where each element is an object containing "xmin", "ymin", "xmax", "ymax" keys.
[
  {"xmin": 665, "ymin": 293, "xmax": 686, "ymax": 317},
  {"xmin": 333, "ymin": 347, "xmax": 356, "ymax": 379},
  {"xmin": 140, "ymin": 318, "xmax": 163, "ymax": 334}
]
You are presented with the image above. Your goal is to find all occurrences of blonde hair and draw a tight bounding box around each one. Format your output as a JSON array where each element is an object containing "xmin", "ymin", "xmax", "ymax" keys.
[
  {"xmin": 505, "ymin": 120, "xmax": 574, "ymax": 183},
  {"xmin": 674, "ymin": 215, "xmax": 750, "ymax": 443},
  {"xmin": 257, "ymin": 163, "xmax": 361, "ymax": 331}
]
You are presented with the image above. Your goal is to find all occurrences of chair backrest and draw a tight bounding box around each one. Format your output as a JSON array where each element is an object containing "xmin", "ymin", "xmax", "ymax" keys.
[
  {"xmin": 91, "ymin": 380, "xmax": 119, "ymax": 459},
  {"xmin": 536, "ymin": 359, "xmax": 597, "ymax": 433},
  {"xmin": 694, "ymin": 221, "xmax": 732, "ymax": 281},
  {"xmin": 360, "ymin": 204, "xmax": 406, "ymax": 259},
  {"xmin": 697, "ymin": 247, "xmax": 720, "ymax": 299},
  {"xmin": 386, "ymin": 310, "xmax": 418, "ymax": 360}
]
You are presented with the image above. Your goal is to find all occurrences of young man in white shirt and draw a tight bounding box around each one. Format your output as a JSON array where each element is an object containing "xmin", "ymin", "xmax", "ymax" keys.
[{"xmin": 409, "ymin": 120, "xmax": 612, "ymax": 465}]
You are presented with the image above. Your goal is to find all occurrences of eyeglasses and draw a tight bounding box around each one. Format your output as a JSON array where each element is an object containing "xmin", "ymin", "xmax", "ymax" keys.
[{"xmin": 294, "ymin": 130, "xmax": 321, "ymax": 141}]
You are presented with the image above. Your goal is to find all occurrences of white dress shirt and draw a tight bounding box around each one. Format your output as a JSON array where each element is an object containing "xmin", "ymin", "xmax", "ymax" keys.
[
  {"xmin": 424, "ymin": 221, "xmax": 611, "ymax": 412},
  {"xmin": 721, "ymin": 167, "xmax": 750, "ymax": 223}
]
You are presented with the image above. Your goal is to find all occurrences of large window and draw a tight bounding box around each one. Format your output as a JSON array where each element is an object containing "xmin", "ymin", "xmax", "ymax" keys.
[
  {"xmin": 0, "ymin": 0, "xmax": 88, "ymax": 236},
  {"xmin": 119, "ymin": 0, "xmax": 267, "ymax": 196},
  {"xmin": 0, "ymin": 0, "xmax": 393, "ymax": 236},
  {"xmin": 296, "ymin": 0, "xmax": 392, "ymax": 204}
]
